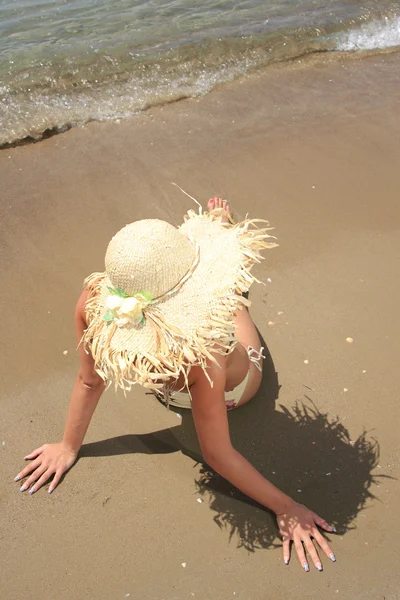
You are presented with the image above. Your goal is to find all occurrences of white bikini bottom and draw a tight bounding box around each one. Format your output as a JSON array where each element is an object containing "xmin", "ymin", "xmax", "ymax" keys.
[{"xmin": 162, "ymin": 346, "xmax": 264, "ymax": 411}]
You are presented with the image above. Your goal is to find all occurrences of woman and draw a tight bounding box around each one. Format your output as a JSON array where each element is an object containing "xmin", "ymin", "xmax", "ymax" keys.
[{"xmin": 15, "ymin": 197, "xmax": 336, "ymax": 572}]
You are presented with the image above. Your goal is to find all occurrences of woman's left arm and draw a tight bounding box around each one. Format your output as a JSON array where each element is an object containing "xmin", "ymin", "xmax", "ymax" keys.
[{"xmin": 190, "ymin": 363, "xmax": 336, "ymax": 571}]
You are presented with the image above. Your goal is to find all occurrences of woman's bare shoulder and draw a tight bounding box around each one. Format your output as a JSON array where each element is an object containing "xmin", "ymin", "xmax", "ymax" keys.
[{"xmin": 189, "ymin": 352, "xmax": 227, "ymax": 387}]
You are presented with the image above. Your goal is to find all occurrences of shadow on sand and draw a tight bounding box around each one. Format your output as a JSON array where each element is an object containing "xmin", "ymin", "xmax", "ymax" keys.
[{"xmin": 81, "ymin": 338, "xmax": 383, "ymax": 552}]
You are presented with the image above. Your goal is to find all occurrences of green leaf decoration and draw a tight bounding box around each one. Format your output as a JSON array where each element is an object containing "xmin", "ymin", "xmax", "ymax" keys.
[
  {"xmin": 136, "ymin": 291, "xmax": 153, "ymax": 303},
  {"xmin": 115, "ymin": 288, "xmax": 128, "ymax": 298},
  {"xmin": 103, "ymin": 311, "xmax": 114, "ymax": 322},
  {"xmin": 106, "ymin": 286, "xmax": 128, "ymax": 298}
]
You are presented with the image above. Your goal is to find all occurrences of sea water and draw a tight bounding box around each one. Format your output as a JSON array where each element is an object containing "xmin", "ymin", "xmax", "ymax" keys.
[{"xmin": 1, "ymin": 0, "xmax": 399, "ymax": 145}]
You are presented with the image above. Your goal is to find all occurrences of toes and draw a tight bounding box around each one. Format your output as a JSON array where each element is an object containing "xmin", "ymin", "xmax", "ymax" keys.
[
  {"xmin": 222, "ymin": 200, "xmax": 230, "ymax": 214},
  {"xmin": 208, "ymin": 197, "xmax": 230, "ymax": 215}
]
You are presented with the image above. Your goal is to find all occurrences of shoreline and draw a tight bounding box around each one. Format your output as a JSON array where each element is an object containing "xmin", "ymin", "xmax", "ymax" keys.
[
  {"xmin": 1, "ymin": 51, "xmax": 400, "ymax": 600},
  {"xmin": 1, "ymin": 45, "xmax": 399, "ymax": 149}
]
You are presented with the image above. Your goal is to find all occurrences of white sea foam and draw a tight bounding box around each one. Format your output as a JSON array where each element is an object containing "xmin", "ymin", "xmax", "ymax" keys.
[{"xmin": 335, "ymin": 16, "xmax": 400, "ymax": 52}]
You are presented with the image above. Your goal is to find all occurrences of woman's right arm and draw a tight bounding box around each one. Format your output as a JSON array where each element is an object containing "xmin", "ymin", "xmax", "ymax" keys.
[
  {"xmin": 190, "ymin": 360, "xmax": 336, "ymax": 572},
  {"xmin": 14, "ymin": 290, "xmax": 106, "ymax": 494}
]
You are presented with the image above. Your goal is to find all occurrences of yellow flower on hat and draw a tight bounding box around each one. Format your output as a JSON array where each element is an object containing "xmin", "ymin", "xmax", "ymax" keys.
[{"xmin": 103, "ymin": 288, "xmax": 152, "ymax": 327}]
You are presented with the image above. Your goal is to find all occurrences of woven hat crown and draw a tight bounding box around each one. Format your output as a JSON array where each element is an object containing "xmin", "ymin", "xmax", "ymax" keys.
[{"xmin": 105, "ymin": 219, "xmax": 196, "ymax": 298}]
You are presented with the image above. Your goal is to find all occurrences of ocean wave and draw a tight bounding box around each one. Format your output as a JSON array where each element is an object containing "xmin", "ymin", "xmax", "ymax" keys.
[
  {"xmin": 1, "ymin": 13, "xmax": 400, "ymax": 147},
  {"xmin": 0, "ymin": 54, "xmax": 257, "ymax": 147},
  {"xmin": 335, "ymin": 16, "xmax": 400, "ymax": 51}
]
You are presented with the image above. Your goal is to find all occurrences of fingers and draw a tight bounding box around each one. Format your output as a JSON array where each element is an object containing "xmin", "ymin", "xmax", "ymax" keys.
[
  {"xmin": 14, "ymin": 447, "xmax": 45, "ymax": 481},
  {"xmin": 313, "ymin": 511, "xmax": 336, "ymax": 533},
  {"xmin": 24, "ymin": 446, "xmax": 45, "ymax": 461},
  {"xmin": 312, "ymin": 512, "xmax": 337, "ymax": 561},
  {"xmin": 303, "ymin": 536, "xmax": 323, "ymax": 571},
  {"xmin": 14, "ymin": 457, "xmax": 42, "ymax": 483},
  {"xmin": 294, "ymin": 539, "xmax": 309, "ymax": 572},
  {"xmin": 313, "ymin": 529, "xmax": 336, "ymax": 563},
  {"xmin": 282, "ymin": 537, "xmax": 290, "ymax": 565},
  {"xmin": 19, "ymin": 464, "xmax": 48, "ymax": 492},
  {"xmin": 48, "ymin": 470, "xmax": 63, "ymax": 494},
  {"xmin": 17, "ymin": 465, "xmax": 63, "ymax": 496},
  {"xmin": 29, "ymin": 468, "xmax": 54, "ymax": 494}
]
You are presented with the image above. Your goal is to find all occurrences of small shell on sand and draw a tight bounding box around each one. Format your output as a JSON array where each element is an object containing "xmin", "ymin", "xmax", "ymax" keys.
[
  {"xmin": 63, "ymin": 350, "xmax": 68, "ymax": 355},
  {"xmin": 268, "ymin": 321, "xmax": 275, "ymax": 326},
  {"xmin": 182, "ymin": 563, "xmax": 187, "ymax": 568},
  {"xmin": 346, "ymin": 337, "xmax": 354, "ymax": 344},
  {"xmin": 304, "ymin": 359, "xmax": 309, "ymax": 364}
]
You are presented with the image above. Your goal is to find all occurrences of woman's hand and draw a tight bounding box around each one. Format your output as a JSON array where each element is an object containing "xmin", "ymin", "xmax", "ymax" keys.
[
  {"xmin": 14, "ymin": 443, "xmax": 78, "ymax": 495},
  {"xmin": 277, "ymin": 502, "xmax": 337, "ymax": 571}
]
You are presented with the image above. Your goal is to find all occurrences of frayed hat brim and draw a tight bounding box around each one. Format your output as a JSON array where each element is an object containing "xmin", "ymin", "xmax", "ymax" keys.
[{"xmin": 81, "ymin": 208, "xmax": 277, "ymax": 392}]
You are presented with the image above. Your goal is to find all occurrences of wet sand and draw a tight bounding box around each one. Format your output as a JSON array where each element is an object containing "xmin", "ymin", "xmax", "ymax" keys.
[{"xmin": 1, "ymin": 51, "xmax": 400, "ymax": 600}]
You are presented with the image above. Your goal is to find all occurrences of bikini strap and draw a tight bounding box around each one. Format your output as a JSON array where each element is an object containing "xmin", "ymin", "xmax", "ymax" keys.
[{"xmin": 247, "ymin": 346, "xmax": 265, "ymax": 372}]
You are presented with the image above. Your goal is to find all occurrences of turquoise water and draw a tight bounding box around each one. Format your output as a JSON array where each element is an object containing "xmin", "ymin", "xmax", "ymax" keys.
[{"xmin": 1, "ymin": 0, "xmax": 400, "ymax": 146}]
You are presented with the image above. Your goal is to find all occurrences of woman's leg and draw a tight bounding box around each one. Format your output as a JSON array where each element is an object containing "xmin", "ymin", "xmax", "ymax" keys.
[
  {"xmin": 233, "ymin": 307, "xmax": 263, "ymax": 407},
  {"xmin": 207, "ymin": 197, "xmax": 264, "ymax": 408}
]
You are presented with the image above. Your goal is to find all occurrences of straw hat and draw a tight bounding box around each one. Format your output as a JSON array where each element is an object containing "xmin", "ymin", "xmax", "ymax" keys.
[{"xmin": 82, "ymin": 206, "xmax": 277, "ymax": 391}]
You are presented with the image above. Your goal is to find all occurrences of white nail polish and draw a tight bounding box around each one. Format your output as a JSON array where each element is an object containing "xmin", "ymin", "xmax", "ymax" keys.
[
  {"xmin": 328, "ymin": 553, "xmax": 336, "ymax": 562},
  {"xmin": 19, "ymin": 485, "xmax": 26, "ymax": 492},
  {"xmin": 14, "ymin": 475, "xmax": 20, "ymax": 482}
]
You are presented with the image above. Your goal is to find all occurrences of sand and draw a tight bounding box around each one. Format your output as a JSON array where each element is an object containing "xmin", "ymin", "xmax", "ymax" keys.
[{"xmin": 1, "ymin": 51, "xmax": 400, "ymax": 600}]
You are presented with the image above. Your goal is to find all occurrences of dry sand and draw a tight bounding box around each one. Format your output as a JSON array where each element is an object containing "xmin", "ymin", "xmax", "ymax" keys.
[{"xmin": 1, "ymin": 51, "xmax": 400, "ymax": 600}]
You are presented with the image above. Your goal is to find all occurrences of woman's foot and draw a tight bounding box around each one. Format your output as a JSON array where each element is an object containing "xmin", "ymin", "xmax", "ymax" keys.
[{"xmin": 207, "ymin": 197, "xmax": 231, "ymax": 223}]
